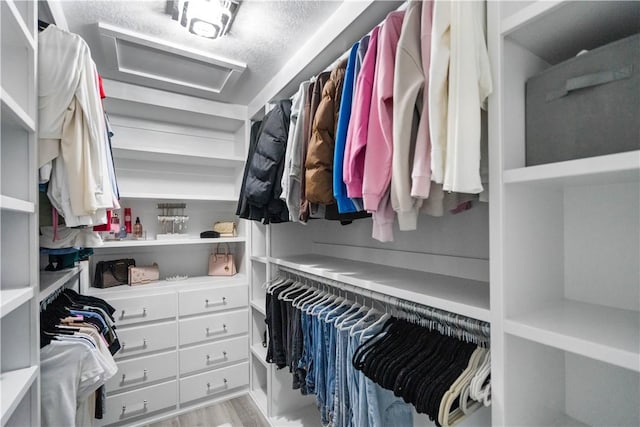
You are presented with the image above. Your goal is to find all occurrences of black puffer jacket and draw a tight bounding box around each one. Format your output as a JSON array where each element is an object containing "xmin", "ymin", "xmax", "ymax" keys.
[{"xmin": 238, "ymin": 100, "xmax": 292, "ymax": 224}]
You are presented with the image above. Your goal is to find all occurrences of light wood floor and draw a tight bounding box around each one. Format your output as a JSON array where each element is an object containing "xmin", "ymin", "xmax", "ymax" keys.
[{"xmin": 145, "ymin": 396, "xmax": 270, "ymax": 427}]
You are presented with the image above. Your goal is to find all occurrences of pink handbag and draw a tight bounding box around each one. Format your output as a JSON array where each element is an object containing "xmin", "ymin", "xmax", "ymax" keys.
[{"xmin": 208, "ymin": 244, "xmax": 237, "ymax": 276}]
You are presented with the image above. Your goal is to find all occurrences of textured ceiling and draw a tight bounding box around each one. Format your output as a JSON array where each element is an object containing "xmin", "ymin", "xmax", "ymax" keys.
[{"xmin": 61, "ymin": 0, "xmax": 343, "ymax": 105}]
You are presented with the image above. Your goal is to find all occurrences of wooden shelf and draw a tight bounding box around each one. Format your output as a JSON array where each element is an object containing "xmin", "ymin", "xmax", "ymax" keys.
[
  {"xmin": 0, "ymin": 196, "xmax": 34, "ymax": 213},
  {"xmin": 250, "ymin": 344, "xmax": 268, "ymax": 366},
  {"xmin": 0, "ymin": 366, "xmax": 38, "ymax": 426},
  {"xmin": 503, "ymin": 151, "xmax": 640, "ymax": 188},
  {"xmin": 112, "ymin": 147, "xmax": 245, "ymax": 168},
  {"xmin": 269, "ymin": 255, "xmax": 490, "ymax": 322},
  {"xmin": 505, "ymin": 299, "xmax": 640, "ymax": 372},
  {"xmin": 0, "ymin": 288, "xmax": 33, "ymax": 319},
  {"xmin": 98, "ymin": 236, "xmax": 245, "ymax": 248},
  {"xmin": 39, "ymin": 267, "xmax": 80, "ymax": 303},
  {"xmin": 0, "ymin": 88, "xmax": 35, "ymax": 133},
  {"xmin": 250, "ymin": 300, "xmax": 266, "ymax": 316},
  {"xmin": 501, "ymin": 0, "xmax": 640, "ymax": 64}
]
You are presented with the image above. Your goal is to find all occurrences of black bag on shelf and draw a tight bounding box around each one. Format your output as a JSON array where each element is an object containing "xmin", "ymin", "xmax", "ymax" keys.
[{"xmin": 94, "ymin": 259, "xmax": 135, "ymax": 288}]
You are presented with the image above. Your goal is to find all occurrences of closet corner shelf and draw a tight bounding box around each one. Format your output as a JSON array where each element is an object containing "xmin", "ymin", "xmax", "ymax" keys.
[
  {"xmin": 0, "ymin": 195, "xmax": 35, "ymax": 214},
  {"xmin": 0, "ymin": 288, "xmax": 34, "ymax": 319},
  {"xmin": 0, "ymin": 365, "xmax": 38, "ymax": 426},
  {"xmin": 251, "ymin": 256, "xmax": 268, "ymax": 264},
  {"xmin": 250, "ymin": 344, "xmax": 268, "ymax": 366},
  {"xmin": 504, "ymin": 299, "xmax": 640, "ymax": 372},
  {"xmin": 39, "ymin": 267, "xmax": 81, "ymax": 303},
  {"xmin": 501, "ymin": 0, "xmax": 565, "ymax": 35},
  {"xmin": 500, "ymin": 0, "xmax": 640, "ymax": 63},
  {"xmin": 86, "ymin": 274, "xmax": 247, "ymax": 295},
  {"xmin": 269, "ymin": 255, "xmax": 490, "ymax": 322},
  {"xmin": 0, "ymin": 88, "xmax": 36, "ymax": 133},
  {"xmin": 112, "ymin": 147, "xmax": 245, "ymax": 168},
  {"xmin": 99, "ymin": 236, "xmax": 245, "ymax": 248},
  {"xmin": 250, "ymin": 300, "xmax": 266, "ymax": 316},
  {"xmin": 503, "ymin": 151, "xmax": 640, "ymax": 188},
  {"xmin": 118, "ymin": 192, "xmax": 238, "ymax": 202}
]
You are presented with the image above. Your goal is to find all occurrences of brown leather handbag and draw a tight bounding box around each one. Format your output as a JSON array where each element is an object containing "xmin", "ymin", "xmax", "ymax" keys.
[{"xmin": 94, "ymin": 259, "xmax": 135, "ymax": 288}]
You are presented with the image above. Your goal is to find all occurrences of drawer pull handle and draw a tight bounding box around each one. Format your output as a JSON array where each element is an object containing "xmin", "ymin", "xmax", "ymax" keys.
[
  {"xmin": 120, "ymin": 308, "xmax": 147, "ymax": 319},
  {"xmin": 143, "ymin": 369, "xmax": 148, "ymax": 378},
  {"xmin": 205, "ymin": 297, "xmax": 227, "ymax": 307},
  {"xmin": 121, "ymin": 401, "xmax": 148, "ymax": 416},
  {"xmin": 205, "ymin": 325, "xmax": 227, "ymax": 336},
  {"xmin": 206, "ymin": 351, "xmax": 228, "ymax": 364},
  {"xmin": 207, "ymin": 379, "xmax": 228, "ymax": 392}
]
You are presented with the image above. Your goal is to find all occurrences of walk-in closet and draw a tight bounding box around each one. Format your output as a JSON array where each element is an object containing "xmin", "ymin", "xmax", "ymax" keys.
[{"xmin": 0, "ymin": 1, "xmax": 638, "ymax": 426}]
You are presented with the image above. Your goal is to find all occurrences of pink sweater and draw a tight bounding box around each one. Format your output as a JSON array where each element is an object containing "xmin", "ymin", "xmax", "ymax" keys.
[
  {"xmin": 362, "ymin": 11, "xmax": 405, "ymax": 241},
  {"xmin": 343, "ymin": 26, "xmax": 380, "ymax": 199}
]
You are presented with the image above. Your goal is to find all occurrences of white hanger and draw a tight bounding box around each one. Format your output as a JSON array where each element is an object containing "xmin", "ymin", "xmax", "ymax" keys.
[
  {"xmin": 439, "ymin": 347, "xmax": 487, "ymax": 427},
  {"xmin": 279, "ymin": 280, "xmax": 306, "ymax": 301}
]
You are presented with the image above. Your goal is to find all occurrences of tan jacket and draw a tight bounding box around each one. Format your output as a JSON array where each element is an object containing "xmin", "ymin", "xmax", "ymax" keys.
[{"xmin": 304, "ymin": 59, "xmax": 347, "ymax": 205}]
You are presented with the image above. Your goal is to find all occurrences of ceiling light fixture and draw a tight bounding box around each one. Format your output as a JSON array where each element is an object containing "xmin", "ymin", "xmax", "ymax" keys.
[{"xmin": 167, "ymin": 0, "xmax": 240, "ymax": 39}]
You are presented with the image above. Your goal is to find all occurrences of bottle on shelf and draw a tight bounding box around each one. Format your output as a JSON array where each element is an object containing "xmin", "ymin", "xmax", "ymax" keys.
[
  {"xmin": 133, "ymin": 217, "xmax": 143, "ymax": 239},
  {"xmin": 124, "ymin": 207, "xmax": 132, "ymax": 233}
]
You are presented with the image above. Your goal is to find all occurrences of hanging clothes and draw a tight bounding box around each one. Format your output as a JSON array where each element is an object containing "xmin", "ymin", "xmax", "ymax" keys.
[
  {"xmin": 343, "ymin": 26, "xmax": 379, "ymax": 203},
  {"xmin": 363, "ymin": 10, "xmax": 406, "ymax": 242},
  {"xmin": 240, "ymin": 100, "xmax": 292, "ymax": 224},
  {"xmin": 429, "ymin": 1, "xmax": 492, "ymax": 194},
  {"xmin": 40, "ymin": 289, "xmax": 120, "ymax": 427},
  {"xmin": 38, "ymin": 25, "xmax": 114, "ymax": 223},
  {"xmin": 281, "ymin": 81, "xmax": 311, "ymax": 223},
  {"xmin": 333, "ymin": 42, "xmax": 360, "ymax": 214}
]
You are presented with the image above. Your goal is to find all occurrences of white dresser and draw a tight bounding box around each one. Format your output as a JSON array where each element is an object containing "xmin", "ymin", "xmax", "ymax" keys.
[{"xmin": 87, "ymin": 276, "xmax": 250, "ymax": 426}]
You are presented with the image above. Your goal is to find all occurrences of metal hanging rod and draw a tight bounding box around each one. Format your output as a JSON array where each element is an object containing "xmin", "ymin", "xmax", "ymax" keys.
[{"xmin": 275, "ymin": 266, "xmax": 490, "ymax": 346}]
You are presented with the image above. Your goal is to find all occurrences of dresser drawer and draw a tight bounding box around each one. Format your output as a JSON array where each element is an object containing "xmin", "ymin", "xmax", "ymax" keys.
[
  {"xmin": 179, "ymin": 336, "xmax": 249, "ymax": 375},
  {"xmin": 116, "ymin": 321, "xmax": 177, "ymax": 359},
  {"xmin": 103, "ymin": 381, "xmax": 176, "ymax": 426},
  {"xmin": 107, "ymin": 351, "xmax": 177, "ymax": 394},
  {"xmin": 179, "ymin": 363, "xmax": 249, "ymax": 404},
  {"xmin": 110, "ymin": 292, "xmax": 176, "ymax": 326},
  {"xmin": 179, "ymin": 285, "xmax": 248, "ymax": 316},
  {"xmin": 179, "ymin": 310, "xmax": 248, "ymax": 346}
]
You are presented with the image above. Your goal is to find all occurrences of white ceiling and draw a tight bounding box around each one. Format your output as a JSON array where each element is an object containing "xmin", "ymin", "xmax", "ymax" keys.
[{"xmin": 60, "ymin": 0, "xmax": 343, "ymax": 105}]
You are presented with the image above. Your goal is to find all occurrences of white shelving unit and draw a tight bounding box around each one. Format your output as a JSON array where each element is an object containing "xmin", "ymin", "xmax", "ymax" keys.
[
  {"xmin": 489, "ymin": 1, "xmax": 640, "ymax": 426},
  {"xmin": 38, "ymin": 267, "xmax": 81, "ymax": 302},
  {"xmin": 0, "ymin": 366, "xmax": 38, "ymax": 426},
  {"xmin": 100, "ymin": 236, "xmax": 245, "ymax": 248},
  {"xmin": 0, "ymin": 288, "xmax": 34, "ymax": 319},
  {"xmin": 0, "ymin": 1, "xmax": 39, "ymax": 426},
  {"xmin": 270, "ymin": 254, "xmax": 490, "ymax": 322}
]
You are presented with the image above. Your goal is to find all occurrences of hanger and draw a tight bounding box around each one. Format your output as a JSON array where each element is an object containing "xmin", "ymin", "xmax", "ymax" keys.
[
  {"xmin": 439, "ymin": 347, "xmax": 487, "ymax": 426},
  {"xmin": 38, "ymin": 19, "xmax": 51, "ymax": 32}
]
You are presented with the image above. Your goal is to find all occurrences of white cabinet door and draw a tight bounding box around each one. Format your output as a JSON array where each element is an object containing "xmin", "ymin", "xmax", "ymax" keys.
[
  {"xmin": 179, "ymin": 336, "xmax": 249, "ymax": 375},
  {"xmin": 102, "ymin": 381, "xmax": 177, "ymax": 426},
  {"xmin": 110, "ymin": 292, "xmax": 176, "ymax": 326},
  {"xmin": 116, "ymin": 321, "xmax": 177, "ymax": 359},
  {"xmin": 179, "ymin": 285, "xmax": 248, "ymax": 317},
  {"xmin": 179, "ymin": 363, "xmax": 249, "ymax": 404},
  {"xmin": 179, "ymin": 310, "xmax": 248, "ymax": 346},
  {"xmin": 107, "ymin": 351, "xmax": 177, "ymax": 394}
]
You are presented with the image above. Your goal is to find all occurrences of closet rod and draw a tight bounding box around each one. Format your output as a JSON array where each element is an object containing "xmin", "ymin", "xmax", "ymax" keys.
[{"xmin": 275, "ymin": 265, "xmax": 490, "ymax": 342}]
